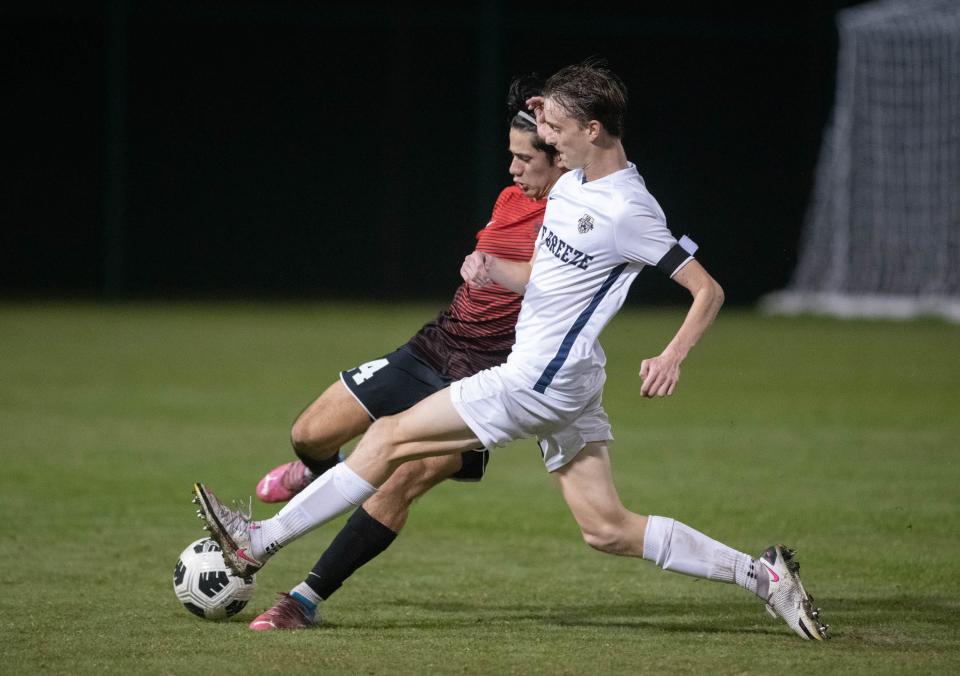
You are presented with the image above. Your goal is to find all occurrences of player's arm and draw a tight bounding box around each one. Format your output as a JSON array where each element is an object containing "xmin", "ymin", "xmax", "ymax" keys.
[
  {"xmin": 639, "ymin": 259, "xmax": 724, "ymax": 397},
  {"xmin": 460, "ymin": 250, "xmax": 535, "ymax": 295}
]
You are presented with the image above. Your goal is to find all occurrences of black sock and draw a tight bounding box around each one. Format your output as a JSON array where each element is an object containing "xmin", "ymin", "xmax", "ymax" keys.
[
  {"xmin": 304, "ymin": 506, "xmax": 397, "ymax": 600},
  {"xmin": 294, "ymin": 448, "xmax": 342, "ymax": 477}
]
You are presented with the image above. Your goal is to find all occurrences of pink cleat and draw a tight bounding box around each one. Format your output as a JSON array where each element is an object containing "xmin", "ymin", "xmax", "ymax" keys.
[
  {"xmin": 256, "ymin": 460, "xmax": 313, "ymax": 503},
  {"xmin": 249, "ymin": 593, "xmax": 318, "ymax": 631}
]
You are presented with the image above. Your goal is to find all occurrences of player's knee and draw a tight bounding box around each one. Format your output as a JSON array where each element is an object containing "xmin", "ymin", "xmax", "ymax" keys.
[
  {"xmin": 361, "ymin": 416, "xmax": 405, "ymax": 463},
  {"xmin": 290, "ymin": 414, "xmax": 337, "ymax": 456}
]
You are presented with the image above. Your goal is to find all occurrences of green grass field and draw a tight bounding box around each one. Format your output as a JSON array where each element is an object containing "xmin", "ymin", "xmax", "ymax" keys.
[{"xmin": 2, "ymin": 302, "xmax": 958, "ymax": 674}]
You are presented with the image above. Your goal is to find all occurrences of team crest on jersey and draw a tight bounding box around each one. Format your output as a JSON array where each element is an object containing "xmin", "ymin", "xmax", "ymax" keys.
[{"xmin": 577, "ymin": 214, "xmax": 595, "ymax": 233}]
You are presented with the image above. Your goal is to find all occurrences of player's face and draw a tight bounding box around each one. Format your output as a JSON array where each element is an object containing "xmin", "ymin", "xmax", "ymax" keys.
[
  {"xmin": 508, "ymin": 128, "xmax": 562, "ymax": 200},
  {"xmin": 541, "ymin": 98, "xmax": 591, "ymax": 169}
]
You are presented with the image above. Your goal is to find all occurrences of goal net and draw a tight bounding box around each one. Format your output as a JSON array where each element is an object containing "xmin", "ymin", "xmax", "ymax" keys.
[{"xmin": 762, "ymin": 0, "xmax": 960, "ymax": 322}]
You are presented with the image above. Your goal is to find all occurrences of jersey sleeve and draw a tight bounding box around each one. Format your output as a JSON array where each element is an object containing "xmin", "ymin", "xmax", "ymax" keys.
[{"xmin": 614, "ymin": 203, "xmax": 697, "ymax": 277}]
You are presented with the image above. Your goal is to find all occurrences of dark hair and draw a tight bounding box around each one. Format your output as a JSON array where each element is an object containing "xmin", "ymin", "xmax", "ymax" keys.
[
  {"xmin": 543, "ymin": 58, "xmax": 628, "ymax": 137},
  {"xmin": 506, "ymin": 74, "xmax": 558, "ymax": 161}
]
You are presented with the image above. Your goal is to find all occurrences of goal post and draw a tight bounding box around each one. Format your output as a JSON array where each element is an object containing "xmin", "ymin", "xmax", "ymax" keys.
[{"xmin": 762, "ymin": 0, "xmax": 960, "ymax": 322}]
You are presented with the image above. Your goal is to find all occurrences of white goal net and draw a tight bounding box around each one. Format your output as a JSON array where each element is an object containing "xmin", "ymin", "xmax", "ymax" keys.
[{"xmin": 762, "ymin": 0, "xmax": 960, "ymax": 322}]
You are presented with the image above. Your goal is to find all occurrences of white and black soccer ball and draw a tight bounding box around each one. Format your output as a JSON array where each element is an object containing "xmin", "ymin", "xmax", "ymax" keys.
[{"xmin": 172, "ymin": 538, "xmax": 256, "ymax": 620}]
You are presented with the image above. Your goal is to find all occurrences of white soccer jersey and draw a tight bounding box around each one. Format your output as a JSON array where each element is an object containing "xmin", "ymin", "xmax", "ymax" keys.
[{"xmin": 505, "ymin": 162, "xmax": 696, "ymax": 399}]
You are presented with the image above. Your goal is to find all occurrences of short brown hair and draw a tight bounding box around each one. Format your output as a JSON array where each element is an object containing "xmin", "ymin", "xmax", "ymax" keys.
[{"xmin": 544, "ymin": 59, "xmax": 628, "ymax": 137}]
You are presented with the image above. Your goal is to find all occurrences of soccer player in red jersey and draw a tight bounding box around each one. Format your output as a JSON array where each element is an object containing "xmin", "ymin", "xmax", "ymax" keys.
[{"xmin": 245, "ymin": 76, "xmax": 565, "ymax": 629}]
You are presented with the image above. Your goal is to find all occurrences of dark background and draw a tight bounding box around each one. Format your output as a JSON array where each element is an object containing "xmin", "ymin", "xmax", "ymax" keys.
[{"xmin": 3, "ymin": 1, "xmax": 865, "ymax": 304}]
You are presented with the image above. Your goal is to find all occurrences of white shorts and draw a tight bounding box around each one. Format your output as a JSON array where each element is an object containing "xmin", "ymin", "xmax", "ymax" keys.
[{"xmin": 449, "ymin": 364, "xmax": 613, "ymax": 472}]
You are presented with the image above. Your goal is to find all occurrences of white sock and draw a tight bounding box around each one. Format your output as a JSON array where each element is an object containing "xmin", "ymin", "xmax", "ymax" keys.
[
  {"xmin": 290, "ymin": 582, "xmax": 322, "ymax": 611},
  {"xmin": 642, "ymin": 515, "xmax": 765, "ymax": 598},
  {"xmin": 250, "ymin": 463, "xmax": 376, "ymax": 561}
]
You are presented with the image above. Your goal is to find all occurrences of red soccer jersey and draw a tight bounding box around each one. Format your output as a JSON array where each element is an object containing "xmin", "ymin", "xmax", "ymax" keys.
[{"xmin": 406, "ymin": 185, "xmax": 544, "ymax": 380}]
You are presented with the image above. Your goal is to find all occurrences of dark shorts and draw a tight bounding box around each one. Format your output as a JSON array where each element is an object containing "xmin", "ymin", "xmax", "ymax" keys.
[{"xmin": 339, "ymin": 345, "xmax": 489, "ymax": 481}]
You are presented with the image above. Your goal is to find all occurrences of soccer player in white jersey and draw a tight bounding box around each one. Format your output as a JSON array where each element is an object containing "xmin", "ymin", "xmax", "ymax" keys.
[{"xmin": 194, "ymin": 61, "xmax": 828, "ymax": 640}]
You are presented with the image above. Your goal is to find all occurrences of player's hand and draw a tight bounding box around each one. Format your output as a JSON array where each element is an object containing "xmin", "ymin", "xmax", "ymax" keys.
[
  {"xmin": 525, "ymin": 95, "xmax": 544, "ymax": 117},
  {"xmin": 639, "ymin": 350, "xmax": 682, "ymax": 398},
  {"xmin": 461, "ymin": 251, "xmax": 493, "ymax": 288},
  {"xmin": 525, "ymin": 96, "xmax": 551, "ymax": 140}
]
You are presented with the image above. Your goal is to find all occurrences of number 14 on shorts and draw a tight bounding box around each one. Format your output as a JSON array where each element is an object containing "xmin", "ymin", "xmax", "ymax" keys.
[{"xmin": 351, "ymin": 358, "xmax": 389, "ymax": 385}]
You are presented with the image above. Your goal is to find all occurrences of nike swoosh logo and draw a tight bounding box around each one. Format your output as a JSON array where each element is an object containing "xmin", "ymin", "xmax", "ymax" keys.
[
  {"xmin": 237, "ymin": 548, "xmax": 259, "ymax": 564},
  {"xmin": 760, "ymin": 561, "xmax": 780, "ymax": 582}
]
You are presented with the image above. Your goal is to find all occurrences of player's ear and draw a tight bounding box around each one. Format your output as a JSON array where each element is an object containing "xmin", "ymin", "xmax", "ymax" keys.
[{"xmin": 585, "ymin": 119, "xmax": 602, "ymax": 141}]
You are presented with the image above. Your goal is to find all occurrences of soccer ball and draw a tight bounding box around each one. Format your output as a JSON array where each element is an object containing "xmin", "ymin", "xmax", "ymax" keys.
[{"xmin": 172, "ymin": 538, "xmax": 257, "ymax": 620}]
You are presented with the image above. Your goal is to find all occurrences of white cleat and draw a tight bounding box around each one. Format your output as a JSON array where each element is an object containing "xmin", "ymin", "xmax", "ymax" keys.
[
  {"xmin": 758, "ymin": 545, "xmax": 829, "ymax": 640},
  {"xmin": 191, "ymin": 482, "xmax": 264, "ymax": 577}
]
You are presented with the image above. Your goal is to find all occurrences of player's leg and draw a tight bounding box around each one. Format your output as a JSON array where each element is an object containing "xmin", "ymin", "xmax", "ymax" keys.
[
  {"xmin": 262, "ymin": 386, "xmax": 478, "ymax": 557},
  {"xmin": 257, "ymin": 380, "xmax": 371, "ymax": 502},
  {"xmin": 552, "ymin": 441, "xmax": 648, "ymax": 556},
  {"xmin": 346, "ymin": 387, "xmax": 480, "ymax": 484},
  {"xmin": 200, "ymin": 366, "xmax": 568, "ymax": 576},
  {"xmin": 553, "ymin": 441, "xmax": 827, "ymax": 639},
  {"xmin": 362, "ymin": 453, "xmax": 465, "ymax": 530},
  {"xmin": 250, "ymin": 453, "xmax": 465, "ymax": 630},
  {"xmin": 200, "ymin": 361, "xmax": 514, "ymax": 575},
  {"xmin": 260, "ymin": 389, "xmax": 477, "ymax": 549},
  {"xmin": 296, "ymin": 453, "xmax": 466, "ymax": 605},
  {"xmin": 195, "ymin": 387, "xmax": 480, "ymax": 574},
  {"xmin": 556, "ymin": 440, "xmax": 760, "ymax": 575},
  {"xmin": 290, "ymin": 380, "xmax": 371, "ymax": 461},
  {"xmin": 249, "ymin": 348, "xmax": 489, "ymax": 629},
  {"xmin": 258, "ymin": 346, "xmax": 450, "ymax": 504}
]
